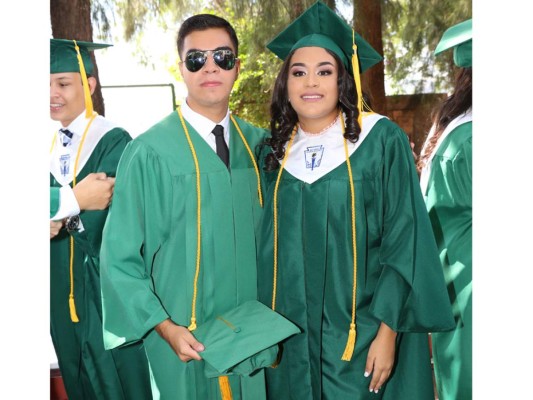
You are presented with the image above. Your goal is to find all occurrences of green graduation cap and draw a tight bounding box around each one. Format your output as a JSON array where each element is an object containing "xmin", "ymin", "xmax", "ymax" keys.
[
  {"xmin": 435, "ymin": 18, "xmax": 472, "ymax": 68},
  {"xmin": 267, "ymin": 0, "xmax": 382, "ymax": 74},
  {"xmin": 267, "ymin": 1, "xmax": 382, "ymax": 129},
  {"xmin": 50, "ymin": 38, "xmax": 111, "ymax": 75},
  {"xmin": 50, "ymin": 38, "xmax": 111, "ymax": 118},
  {"xmin": 192, "ymin": 300, "xmax": 300, "ymax": 377}
]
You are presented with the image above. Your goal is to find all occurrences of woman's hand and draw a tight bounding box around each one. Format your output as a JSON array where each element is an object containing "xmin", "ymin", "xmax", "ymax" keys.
[{"xmin": 364, "ymin": 322, "xmax": 397, "ymax": 393}]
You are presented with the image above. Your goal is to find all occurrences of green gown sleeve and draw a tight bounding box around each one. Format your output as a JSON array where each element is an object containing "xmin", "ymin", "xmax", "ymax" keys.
[
  {"xmin": 369, "ymin": 126, "xmax": 455, "ymax": 332},
  {"xmin": 100, "ymin": 140, "xmax": 173, "ymax": 348},
  {"xmin": 70, "ymin": 129, "xmax": 131, "ymax": 258},
  {"xmin": 50, "ymin": 187, "xmax": 60, "ymax": 218}
]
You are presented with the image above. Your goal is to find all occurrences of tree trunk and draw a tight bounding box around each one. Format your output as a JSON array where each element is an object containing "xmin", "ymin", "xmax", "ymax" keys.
[
  {"xmin": 288, "ymin": 0, "xmax": 306, "ymax": 19},
  {"xmin": 354, "ymin": 0, "xmax": 386, "ymax": 114},
  {"xmin": 50, "ymin": 0, "xmax": 106, "ymax": 116}
]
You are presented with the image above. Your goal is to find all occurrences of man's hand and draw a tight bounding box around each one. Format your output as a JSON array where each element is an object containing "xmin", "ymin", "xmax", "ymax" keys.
[
  {"xmin": 73, "ymin": 172, "xmax": 116, "ymax": 211},
  {"xmin": 155, "ymin": 319, "xmax": 205, "ymax": 362},
  {"xmin": 50, "ymin": 219, "xmax": 64, "ymax": 239}
]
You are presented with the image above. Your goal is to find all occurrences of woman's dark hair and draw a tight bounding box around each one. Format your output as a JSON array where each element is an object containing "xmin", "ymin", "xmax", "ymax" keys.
[
  {"xmin": 417, "ymin": 67, "xmax": 472, "ymax": 172},
  {"xmin": 177, "ymin": 14, "xmax": 239, "ymax": 58},
  {"xmin": 264, "ymin": 48, "xmax": 362, "ymax": 171}
]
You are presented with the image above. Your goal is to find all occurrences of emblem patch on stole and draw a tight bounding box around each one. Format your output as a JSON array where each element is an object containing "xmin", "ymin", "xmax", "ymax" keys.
[
  {"xmin": 304, "ymin": 145, "xmax": 324, "ymax": 171},
  {"xmin": 60, "ymin": 154, "xmax": 70, "ymax": 177}
]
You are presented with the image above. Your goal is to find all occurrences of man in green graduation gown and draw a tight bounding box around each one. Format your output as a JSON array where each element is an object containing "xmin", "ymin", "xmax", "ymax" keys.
[
  {"xmin": 419, "ymin": 19, "xmax": 473, "ymax": 400},
  {"xmin": 100, "ymin": 14, "xmax": 269, "ymax": 399},
  {"xmin": 50, "ymin": 38, "xmax": 152, "ymax": 399}
]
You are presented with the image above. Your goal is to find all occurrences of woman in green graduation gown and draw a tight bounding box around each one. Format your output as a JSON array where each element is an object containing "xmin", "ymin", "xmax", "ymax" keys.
[
  {"xmin": 256, "ymin": 2, "xmax": 455, "ymax": 399},
  {"xmin": 418, "ymin": 19, "xmax": 473, "ymax": 400}
]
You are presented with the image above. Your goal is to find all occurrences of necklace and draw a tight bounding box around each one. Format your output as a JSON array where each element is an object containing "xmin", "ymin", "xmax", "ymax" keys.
[{"xmin": 300, "ymin": 114, "xmax": 339, "ymax": 137}]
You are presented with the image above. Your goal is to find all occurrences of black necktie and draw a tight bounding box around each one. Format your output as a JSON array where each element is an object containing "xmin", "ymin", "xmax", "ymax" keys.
[
  {"xmin": 212, "ymin": 125, "xmax": 229, "ymax": 168},
  {"xmin": 60, "ymin": 128, "xmax": 74, "ymax": 147}
]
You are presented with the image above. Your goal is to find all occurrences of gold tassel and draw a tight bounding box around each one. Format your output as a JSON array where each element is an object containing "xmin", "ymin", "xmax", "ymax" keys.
[
  {"xmin": 188, "ymin": 317, "xmax": 197, "ymax": 332},
  {"xmin": 218, "ymin": 376, "xmax": 233, "ymax": 400},
  {"xmin": 351, "ymin": 30, "xmax": 363, "ymax": 131},
  {"xmin": 341, "ymin": 323, "xmax": 356, "ymax": 361},
  {"xmin": 72, "ymin": 40, "xmax": 93, "ymax": 118},
  {"xmin": 69, "ymin": 294, "xmax": 79, "ymax": 323}
]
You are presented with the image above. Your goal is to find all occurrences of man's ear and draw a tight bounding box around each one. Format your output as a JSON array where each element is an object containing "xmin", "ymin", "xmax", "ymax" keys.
[{"xmin": 88, "ymin": 76, "xmax": 97, "ymax": 95}]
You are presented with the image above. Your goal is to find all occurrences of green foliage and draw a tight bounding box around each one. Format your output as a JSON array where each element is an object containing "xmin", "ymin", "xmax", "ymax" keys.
[{"xmin": 382, "ymin": 0, "xmax": 471, "ymax": 93}]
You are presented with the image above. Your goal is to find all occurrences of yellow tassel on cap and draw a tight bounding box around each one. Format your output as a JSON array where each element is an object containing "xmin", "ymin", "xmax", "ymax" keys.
[
  {"xmin": 341, "ymin": 323, "xmax": 357, "ymax": 361},
  {"xmin": 72, "ymin": 40, "xmax": 94, "ymax": 118},
  {"xmin": 351, "ymin": 30, "xmax": 363, "ymax": 131},
  {"xmin": 218, "ymin": 376, "xmax": 233, "ymax": 400}
]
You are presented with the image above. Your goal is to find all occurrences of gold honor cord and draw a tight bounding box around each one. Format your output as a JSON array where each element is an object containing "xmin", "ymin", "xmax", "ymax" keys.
[
  {"xmin": 271, "ymin": 126, "xmax": 298, "ymax": 311},
  {"xmin": 178, "ymin": 108, "xmax": 263, "ymax": 400},
  {"xmin": 229, "ymin": 114, "xmax": 263, "ymax": 207},
  {"xmin": 340, "ymin": 113, "xmax": 358, "ymax": 362},
  {"xmin": 177, "ymin": 107, "xmax": 202, "ymax": 332},
  {"xmin": 177, "ymin": 108, "xmax": 263, "ymax": 331},
  {"xmin": 50, "ymin": 112, "xmax": 98, "ymax": 323},
  {"xmin": 271, "ymin": 114, "xmax": 359, "ymax": 361}
]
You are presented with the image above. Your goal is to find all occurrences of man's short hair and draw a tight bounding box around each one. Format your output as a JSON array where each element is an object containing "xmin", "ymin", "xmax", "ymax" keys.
[{"xmin": 177, "ymin": 14, "xmax": 239, "ymax": 59}]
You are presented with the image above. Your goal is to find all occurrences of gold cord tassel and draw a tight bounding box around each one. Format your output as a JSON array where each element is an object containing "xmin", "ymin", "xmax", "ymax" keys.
[
  {"xmin": 188, "ymin": 318, "xmax": 197, "ymax": 332},
  {"xmin": 68, "ymin": 295, "xmax": 80, "ymax": 323},
  {"xmin": 341, "ymin": 323, "xmax": 357, "ymax": 361},
  {"xmin": 68, "ymin": 236, "xmax": 79, "ymax": 322},
  {"xmin": 218, "ymin": 376, "xmax": 233, "ymax": 400}
]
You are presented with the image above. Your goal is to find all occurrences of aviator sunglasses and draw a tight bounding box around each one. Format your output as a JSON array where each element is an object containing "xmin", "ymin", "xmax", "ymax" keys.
[{"xmin": 184, "ymin": 49, "xmax": 238, "ymax": 72}]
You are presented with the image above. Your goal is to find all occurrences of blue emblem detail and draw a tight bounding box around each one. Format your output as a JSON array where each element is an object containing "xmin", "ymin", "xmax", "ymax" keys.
[
  {"xmin": 304, "ymin": 145, "xmax": 324, "ymax": 170},
  {"xmin": 60, "ymin": 154, "xmax": 70, "ymax": 177}
]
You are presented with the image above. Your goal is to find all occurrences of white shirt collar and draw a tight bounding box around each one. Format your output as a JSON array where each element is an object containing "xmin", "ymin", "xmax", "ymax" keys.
[
  {"xmin": 180, "ymin": 100, "xmax": 230, "ymax": 141},
  {"xmin": 60, "ymin": 110, "xmax": 90, "ymax": 138}
]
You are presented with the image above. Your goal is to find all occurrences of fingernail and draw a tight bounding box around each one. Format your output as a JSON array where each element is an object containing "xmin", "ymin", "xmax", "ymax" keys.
[
  {"xmin": 364, "ymin": 371, "xmax": 370, "ymax": 377},
  {"xmin": 369, "ymin": 388, "xmax": 373, "ymax": 392},
  {"xmin": 374, "ymin": 389, "xmax": 379, "ymax": 394}
]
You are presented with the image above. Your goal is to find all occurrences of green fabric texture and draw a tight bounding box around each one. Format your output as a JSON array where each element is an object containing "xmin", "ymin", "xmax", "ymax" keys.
[
  {"xmin": 50, "ymin": 127, "xmax": 152, "ymax": 400},
  {"xmin": 434, "ymin": 19, "xmax": 472, "ymax": 67},
  {"xmin": 266, "ymin": 1, "xmax": 382, "ymax": 74},
  {"xmin": 257, "ymin": 118, "xmax": 455, "ymax": 399},
  {"xmin": 192, "ymin": 300, "xmax": 300, "ymax": 376},
  {"xmin": 424, "ymin": 121, "xmax": 472, "ymax": 400},
  {"xmin": 50, "ymin": 38, "xmax": 111, "ymax": 74},
  {"xmin": 50, "ymin": 187, "xmax": 60, "ymax": 218},
  {"xmin": 100, "ymin": 111, "xmax": 270, "ymax": 399}
]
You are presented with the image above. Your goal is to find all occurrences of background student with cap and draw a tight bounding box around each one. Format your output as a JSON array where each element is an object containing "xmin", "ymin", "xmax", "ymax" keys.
[
  {"xmin": 418, "ymin": 18, "xmax": 473, "ymax": 400},
  {"xmin": 257, "ymin": 2, "xmax": 455, "ymax": 398},
  {"xmin": 100, "ymin": 13, "xmax": 298, "ymax": 399},
  {"xmin": 49, "ymin": 38, "xmax": 152, "ymax": 399}
]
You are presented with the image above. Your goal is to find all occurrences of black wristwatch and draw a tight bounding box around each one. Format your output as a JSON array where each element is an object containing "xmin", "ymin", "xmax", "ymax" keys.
[{"xmin": 66, "ymin": 215, "xmax": 81, "ymax": 232}]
